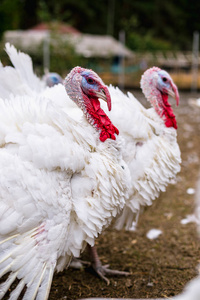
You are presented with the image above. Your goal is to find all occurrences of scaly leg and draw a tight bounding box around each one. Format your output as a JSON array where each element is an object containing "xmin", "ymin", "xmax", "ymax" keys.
[{"xmin": 87, "ymin": 244, "xmax": 130, "ymax": 285}]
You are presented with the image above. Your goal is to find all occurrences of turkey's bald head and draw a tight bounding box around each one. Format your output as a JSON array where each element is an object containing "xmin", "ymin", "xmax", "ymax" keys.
[
  {"xmin": 64, "ymin": 67, "xmax": 119, "ymax": 142},
  {"xmin": 140, "ymin": 67, "xmax": 179, "ymax": 129}
]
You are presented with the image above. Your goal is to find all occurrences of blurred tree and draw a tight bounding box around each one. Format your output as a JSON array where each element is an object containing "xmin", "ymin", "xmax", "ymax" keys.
[
  {"xmin": 116, "ymin": 0, "xmax": 187, "ymax": 51},
  {"xmin": 1, "ymin": 0, "xmax": 200, "ymax": 51},
  {"xmin": 37, "ymin": 0, "xmax": 51, "ymax": 22},
  {"xmin": 20, "ymin": 0, "xmax": 38, "ymax": 29},
  {"xmin": 0, "ymin": 0, "xmax": 22, "ymax": 37}
]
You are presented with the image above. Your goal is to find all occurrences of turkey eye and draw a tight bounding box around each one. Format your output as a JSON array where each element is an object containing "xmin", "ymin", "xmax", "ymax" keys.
[
  {"xmin": 87, "ymin": 78, "xmax": 94, "ymax": 84},
  {"xmin": 162, "ymin": 77, "xmax": 167, "ymax": 82}
]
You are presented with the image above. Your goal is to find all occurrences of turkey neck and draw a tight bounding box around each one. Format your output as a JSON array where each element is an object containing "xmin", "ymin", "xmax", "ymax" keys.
[
  {"xmin": 64, "ymin": 69, "xmax": 119, "ymax": 142},
  {"xmin": 141, "ymin": 70, "xmax": 177, "ymax": 130}
]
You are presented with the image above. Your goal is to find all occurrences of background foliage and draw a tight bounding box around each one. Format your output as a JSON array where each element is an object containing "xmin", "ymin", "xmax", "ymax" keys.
[{"xmin": 0, "ymin": 0, "xmax": 200, "ymax": 52}]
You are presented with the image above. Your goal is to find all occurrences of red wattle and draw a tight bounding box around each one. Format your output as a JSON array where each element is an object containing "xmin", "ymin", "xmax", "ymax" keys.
[
  {"xmin": 162, "ymin": 94, "xmax": 177, "ymax": 129},
  {"xmin": 92, "ymin": 98, "xmax": 101, "ymax": 111},
  {"xmin": 88, "ymin": 98, "xmax": 119, "ymax": 142}
]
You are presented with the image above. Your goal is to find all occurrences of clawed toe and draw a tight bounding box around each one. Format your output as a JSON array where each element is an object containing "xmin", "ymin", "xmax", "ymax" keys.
[{"xmin": 93, "ymin": 264, "xmax": 130, "ymax": 285}]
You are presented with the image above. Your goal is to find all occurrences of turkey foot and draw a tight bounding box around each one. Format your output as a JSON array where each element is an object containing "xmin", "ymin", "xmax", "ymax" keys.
[{"xmin": 87, "ymin": 244, "xmax": 130, "ymax": 285}]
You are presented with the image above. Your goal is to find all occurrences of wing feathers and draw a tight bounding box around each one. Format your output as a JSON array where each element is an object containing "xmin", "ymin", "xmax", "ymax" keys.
[
  {"xmin": 0, "ymin": 271, "xmax": 18, "ymax": 299},
  {"xmin": 35, "ymin": 266, "xmax": 54, "ymax": 300},
  {"xmin": 8, "ymin": 279, "xmax": 26, "ymax": 300},
  {"xmin": 23, "ymin": 264, "xmax": 47, "ymax": 300},
  {"xmin": 0, "ymin": 225, "xmax": 58, "ymax": 300}
]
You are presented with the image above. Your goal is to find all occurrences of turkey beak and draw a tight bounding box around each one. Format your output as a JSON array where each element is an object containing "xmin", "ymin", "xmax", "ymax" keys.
[
  {"xmin": 168, "ymin": 82, "xmax": 179, "ymax": 106},
  {"xmin": 95, "ymin": 86, "xmax": 112, "ymax": 111}
]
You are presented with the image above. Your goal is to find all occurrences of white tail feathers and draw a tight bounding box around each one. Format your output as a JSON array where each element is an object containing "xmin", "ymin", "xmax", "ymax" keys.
[
  {"xmin": 8, "ymin": 279, "xmax": 26, "ymax": 300},
  {"xmin": 0, "ymin": 271, "xmax": 18, "ymax": 298},
  {"xmin": 0, "ymin": 227, "xmax": 56, "ymax": 300},
  {"xmin": 4, "ymin": 43, "xmax": 44, "ymax": 94}
]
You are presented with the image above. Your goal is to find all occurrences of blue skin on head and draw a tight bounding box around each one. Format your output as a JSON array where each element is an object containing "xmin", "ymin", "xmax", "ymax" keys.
[
  {"xmin": 157, "ymin": 70, "xmax": 172, "ymax": 93},
  {"xmin": 51, "ymin": 76, "xmax": 60, "ymax": 84},
  {"xmin": 81, "ymin": 71, "xmax": 100, "ymax": 92},
  {"xmin": 49, "ymin": 73, "xmax": 62, "ymax": 84}
]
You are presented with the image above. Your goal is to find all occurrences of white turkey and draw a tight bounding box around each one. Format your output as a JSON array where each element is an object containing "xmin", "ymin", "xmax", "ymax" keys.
[
  {"xmin": 107, "ymin": 66, "xmax": 182, "ymax": 230},
  {"xmin": 0, "ymin": 44, "xmax": 132, "ymax": 284},
  {"xmin": 0, "ymin": 65, "xmax": 131, "ymax": 299}
]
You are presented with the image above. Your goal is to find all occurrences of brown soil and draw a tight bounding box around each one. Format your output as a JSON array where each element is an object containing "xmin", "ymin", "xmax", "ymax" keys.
[
  {"xmin": 49, "ymin": 91, "xmax": 200, "ymax": 300},
  {"xmin": 3, "ymin": 91, "xmax": 200, "ymax": 300}
]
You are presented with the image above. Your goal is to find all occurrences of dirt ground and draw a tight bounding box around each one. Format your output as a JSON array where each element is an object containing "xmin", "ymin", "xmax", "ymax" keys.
[
  {"xmin": 47, "ymin": 91, "xmax": 200, "ymax": 300},
  {"xmin": 3, "ymin": 91, "xmax": 200, "ymax": 300}
]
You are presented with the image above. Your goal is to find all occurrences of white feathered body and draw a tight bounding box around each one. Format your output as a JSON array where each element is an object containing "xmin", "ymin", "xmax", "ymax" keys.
[
  {"xmin": 0, "ymin": 90, "xmax": 130, "ymax": 299},
  {"xmin": 99, "ymin": 86, "xmax": 181, "ymax": 230}
]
